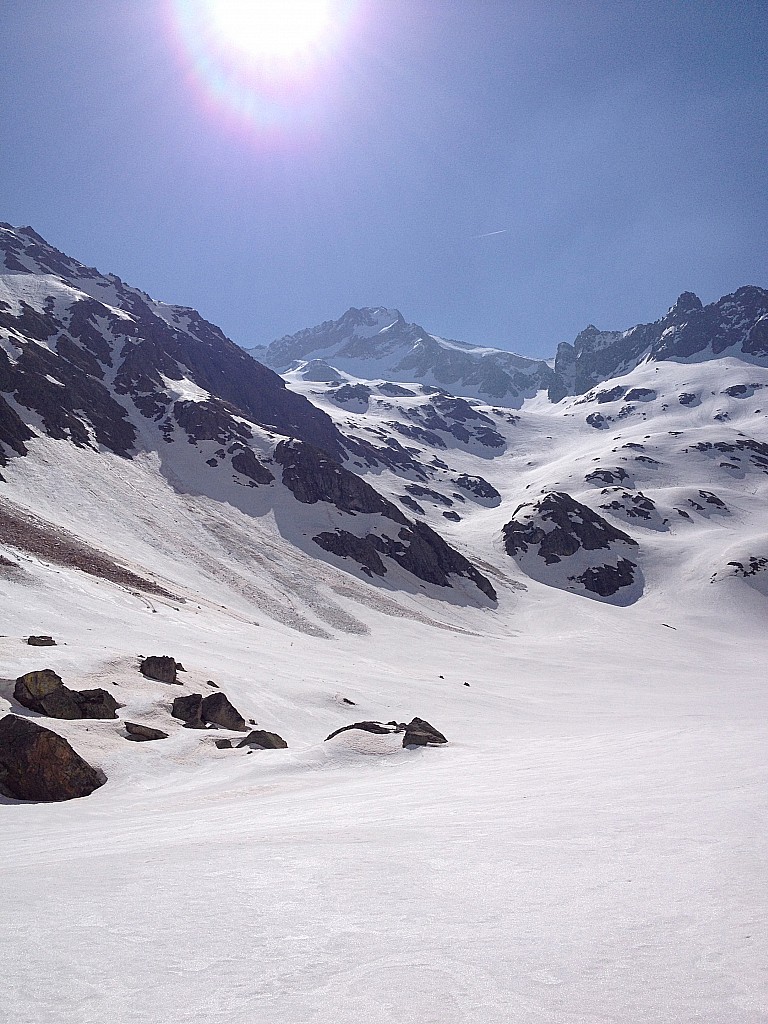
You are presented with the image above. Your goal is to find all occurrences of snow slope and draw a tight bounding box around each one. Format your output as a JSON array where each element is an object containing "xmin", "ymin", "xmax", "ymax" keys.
[{"xmin": 0, "ymin": 225, "xmax": 767, "ymax": 1023}]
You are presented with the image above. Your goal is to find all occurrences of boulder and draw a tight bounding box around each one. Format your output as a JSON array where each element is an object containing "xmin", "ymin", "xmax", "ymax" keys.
[
  {"xmin": 214, "ymin": 738, "xmax": 233, "ymax": 749},
  {"xmin": 171, "ymin": 693, "xmax": 205, "ymax": 728},
  {"xmin": 125, "ymin": 722, "xmax": 169, "ymax": 742},
  {"xmin": 402, "ymin": 717, "xmax": 448, "ymax": 747},
  {"xmin": 13, "ymin": 670, "xmax": 120, "ymax": 720},
  {"xmin": 236, "ymin": 730, "xmax": 287, "ymax": 750},
  {"xmin": 14, "ymin": 668, "xmax": 68, "ymax": 712},
  {"xmin": 201, "ymin": 692, "xmax": 247, "ymax": 731},
  {"xmin": 27, "ymin": 635, "xmax": 56, "ymax": 646},
  {"xmin": 139, "ymin": 656, "xmax": 179, "ymax": 684},
  {"xmin": 72, "ymin": 688, "xmax": 121, "ymax": 720},
  {"xmin": 0, "ymin": 714, "xmax": 106, "ymax": 802}
]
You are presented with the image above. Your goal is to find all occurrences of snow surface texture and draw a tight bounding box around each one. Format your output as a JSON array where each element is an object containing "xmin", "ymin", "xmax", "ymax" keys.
[{"xmin": 1, "ymin": 225, "xmax": 767, "ymax": 1022}]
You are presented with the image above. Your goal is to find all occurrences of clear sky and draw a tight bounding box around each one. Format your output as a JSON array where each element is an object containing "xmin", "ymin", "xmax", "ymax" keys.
[{"xmin": 2, "ymin": 1, "xmax": 766, "ymax": 358}]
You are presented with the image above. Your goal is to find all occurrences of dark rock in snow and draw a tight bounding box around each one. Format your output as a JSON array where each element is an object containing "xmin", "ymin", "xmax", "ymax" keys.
[
  {"xmin": 27, "ymin": 635, "xmax": 56, "ymax": 646},
  {"xmin": 503, "ymin": 492, "xmax": 637, "ymax": 565},
  {"xmin": 325, "ymin": 721, "xmax": 398, "ymax": 741},
  {"xmin": 570, "ymin": 558, "xmax": 638, "ymax": 597},
  {"xmin": 14, "ymin": 669, "xmax": 120, "ymax": 720},
  {"xmin": 171, "ymin": 693, "xmax": 205, "ymax": 728},
  {"xmin": 402, "ymin": 717, "xmax": 448, "ymax": 747},
  {"xmin": 214, "ymin": 738, "xmax": 233, "ymax": 749},
  {"xmin": 236, "ymin": 730, "xmax": 287, "ymax": 749},
  {"xmin": 0, "ymin": 713, "xmax": 105, "ymax": 802},
  {"xmin": 125, "ymin": 722, "xmax": 169, "ymax": 742},
  {"xmin": 200, "ymin": 692, "xmax": 247, "ymax": 732},
  {"xmin": 140, "ymin": 656, "xmax": 179, "ymax": 684}
]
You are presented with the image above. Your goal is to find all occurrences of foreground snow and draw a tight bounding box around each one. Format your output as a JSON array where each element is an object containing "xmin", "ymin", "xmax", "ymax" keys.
[{"xmin": 1, "ymin": 541, "xmax": 766, "ymax": 1022}]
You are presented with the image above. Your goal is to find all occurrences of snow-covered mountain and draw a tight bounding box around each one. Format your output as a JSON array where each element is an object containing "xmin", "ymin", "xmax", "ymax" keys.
[
  {"xmin": 249, "ymin": 305, "xmax": 556, "ymax": 407},
  {"xmin": 250, "ymin": 289, "xmax": 768, "ymax": 407},
  {"xmin": 1, "ymin": 224, "xmax": 767, "ymax": 1023}
]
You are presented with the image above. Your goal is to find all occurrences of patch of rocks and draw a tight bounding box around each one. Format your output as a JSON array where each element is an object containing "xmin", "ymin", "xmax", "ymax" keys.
[
  {"xmin": 14, "ymin": 668, "xmax": 121, "ymax": 720},
  {"xmin": 171, "ymin": 691, "xmax": 248, "ymax": 731}
]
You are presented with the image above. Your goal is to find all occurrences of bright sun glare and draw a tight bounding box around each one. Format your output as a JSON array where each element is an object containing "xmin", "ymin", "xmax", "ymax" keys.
[{"xmin": 209, "ymin": 0, "xmax": 332, "ymax": 59}]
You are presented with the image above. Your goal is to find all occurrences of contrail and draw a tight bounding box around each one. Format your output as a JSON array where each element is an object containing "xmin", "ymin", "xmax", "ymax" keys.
[{"xmin": 473, "ymin": 229, "xmax": 508, "ymax": 238}]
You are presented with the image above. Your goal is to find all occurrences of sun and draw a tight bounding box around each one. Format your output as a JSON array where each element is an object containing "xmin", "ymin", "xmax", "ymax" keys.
[{"xmin": 208, "ymin": 0, "xmax": 333, "ymax": 60}]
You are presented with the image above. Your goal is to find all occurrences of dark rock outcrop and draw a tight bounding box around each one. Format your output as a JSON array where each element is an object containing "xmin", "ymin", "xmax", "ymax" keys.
[
  {"xmin": 13, "ymin": 669, "xmax": 120, "ymax": 720},
  {"xmin": 200, "ymin": 692, "xmax": 247, "ymax": 732},
  {"xmin": 570, "ymin": 558, "xmax": 637, "ymax": 597},
  {"xmin": 140, "ymin": 656, "xmax": 178, "ymax": 684},
  {"xmin": 502, "ymin": 492, "xmax": 641, "ymax": 601},
  {"xmin": 236, "ymin": 730, "xmax": 287, "ymax": 749},
  {"xmin": 171, "ymin": 693, "xmax": 205, "ymax": 728},
  {"xmin": 402, "ymin": 717, "xmax": 448, "ymax": 747},
  {"xmin": 503, "ymin": 492, "xmax": 637, "ymax": 565},
  {"xmin": 27, "ymin": 635, "xmax": 56, "ymax": 646},
  {"xmin": 125, "ymin": 722, "xmax": 169, "ymax": 741},
  {"xmin": 325, "ymin": 721, "xmax": 398, "ymax": 741},
  {"xmin": 0, "ymin": 713, "xmax": 106, "ymax": 802},
  {"xmin": 275, "ymin": 439, "xmax": 407, "ymax": 523}
]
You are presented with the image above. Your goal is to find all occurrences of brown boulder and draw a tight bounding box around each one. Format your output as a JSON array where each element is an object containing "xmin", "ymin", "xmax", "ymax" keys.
[
  {"xmin": 402, "ymin": 717, "xmax": 447, "ymax": 747},
  {"xmin": 201, "ymin": 692, "xmax": 247, "ymax": 731},
  {"xmin": 171, "ymin": 693, "xmax": 206, "ymax": 728},
  {"xmin": 236, "ymin": 730, "xmax": 287, "ymax": 749},
  {"xmin": 0, "ymin": 714, "xmax": 106, "ymax": 802},
  {"xmin": 14, "ymin": 668, "xmax": 65, "ymax": 710},
  {"xmin": 13, "ymin": 670, "xmax": 120, "ymax": 720},
  {"xmin": 139, "ymin": 656, "xmax": 179, "ymax": 684},
  {"xmin": 125, "ymin": 722, "xmax": 169, "ymax": 742}
]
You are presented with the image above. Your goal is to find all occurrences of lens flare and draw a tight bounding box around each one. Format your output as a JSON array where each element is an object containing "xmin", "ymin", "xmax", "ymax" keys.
[
  {"xmin": 210, "ymin": 0, "xmax": 332, "ymax": 60},
  {"xmin": 169, "ymin": 0, "xmax": 356, "ymax": 133}
]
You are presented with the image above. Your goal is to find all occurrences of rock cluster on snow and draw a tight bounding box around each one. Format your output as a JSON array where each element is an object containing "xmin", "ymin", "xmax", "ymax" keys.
[{"xmin": 14, "ymin": 668, "xmax": 121, "ymax": 720}]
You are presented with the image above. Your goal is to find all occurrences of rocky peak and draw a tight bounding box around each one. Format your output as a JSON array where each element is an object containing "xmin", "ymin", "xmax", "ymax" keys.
[{"xmin": 668, "ymin": 291, "xmax": 703, "ymax": 317}]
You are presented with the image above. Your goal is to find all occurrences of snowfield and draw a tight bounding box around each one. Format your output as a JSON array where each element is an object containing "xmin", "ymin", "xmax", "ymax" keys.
[
  {"xmin": 1, "ymin": 223, "xmax": 766, "ymax": 1022},
  {"xmin": 2, "ymin": 360, "xmax": 767, "ymax": 1022}
]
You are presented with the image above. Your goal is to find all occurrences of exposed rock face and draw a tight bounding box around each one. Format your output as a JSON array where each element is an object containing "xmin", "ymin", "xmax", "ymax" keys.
[
  {"xmin": 251, "ymin": 306, "xmax": 555, "ymax": 407},
  {"xmin": 200, "ymin": 692, "xmax": 247, "ymax": 732},
  {"xmin": 314, "ymin": 520, "xmax": 496, "ymax": 600},
  {"xmin": 125, "ymin": 722, "xmax": 169, "ymax": 741},
  {"xmin": 549, "ymin": 287, "xmax": 768, "ymax": 398},
  {"xmin": 0, "ymin": 714, "xmax": 106, "ymax": 802},
  {"xmin": 0, "ymin": 222, "xmax": 344, "ymax": 476},
  {"xmin": 236, "ymin": 730, "xmax": 287, "ymax": 749},
  {"xmin": 502, "ymin": 491, "xmax": 641, "ymax": 601},
  {"xmin": 275, "ymin": 439, "xmax": 407, "ymax": 522},
  {"xmin": 171, "ymin": 693, "xmax": 205, "ymax": 728},
  {"xmin": 140, "ymin": 656, "xmax": 178, "ymax": 684},
  {"xmin": 503, "ymin": 492, "xmax": 637, "ymax": 565},
  {"xmin": 13, "ymin": 669, "xmax": 120, "ymax": 720},
  {"xmin": 402, "ymin": 717, "xmax": 447, "ymax": 747},
  {"xmin": 453, "ymin": 474, "xmax": 501, "ymax": 504}
]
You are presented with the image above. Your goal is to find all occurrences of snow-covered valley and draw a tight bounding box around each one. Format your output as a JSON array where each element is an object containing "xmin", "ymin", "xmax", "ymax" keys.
[{"xmin": 1, "ymin": 223, "xmax": 766, "ymax": 1022}]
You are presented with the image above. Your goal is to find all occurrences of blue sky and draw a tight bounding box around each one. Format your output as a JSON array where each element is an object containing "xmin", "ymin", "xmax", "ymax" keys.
[{"xmin": 2, "ymin": 1, "xmax": 766, "ymax": 357}]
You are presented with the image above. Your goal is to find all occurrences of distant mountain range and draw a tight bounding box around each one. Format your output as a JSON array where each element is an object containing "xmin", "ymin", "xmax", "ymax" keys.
[
  {"xmin": 250, "ymin": 290, "xmax": 768, "ymax": 406},
  {"xmin": 1, "ymin": 221, "xmax": 766, "ymax": 614}
]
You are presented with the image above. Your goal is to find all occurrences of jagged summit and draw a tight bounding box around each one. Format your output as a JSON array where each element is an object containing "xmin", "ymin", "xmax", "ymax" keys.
[{"xmin": 250, "ymin": 305, "xmax": 555, "ymax": 407}]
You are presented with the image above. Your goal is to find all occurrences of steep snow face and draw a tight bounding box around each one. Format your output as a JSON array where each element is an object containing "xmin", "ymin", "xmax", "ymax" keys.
[{"xmin": 249, "ymin": 306, "xmax": 556, "ymax": 407}]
